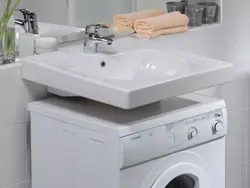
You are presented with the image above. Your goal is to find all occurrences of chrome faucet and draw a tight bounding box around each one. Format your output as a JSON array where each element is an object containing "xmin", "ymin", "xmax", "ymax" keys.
[
  {"xmin": 15, "ymin": 9, "xmax": 38, "ymax": 34},
  {"xmin": 84, "ymin": 24, "xmax": 113, "ymax": 54}
]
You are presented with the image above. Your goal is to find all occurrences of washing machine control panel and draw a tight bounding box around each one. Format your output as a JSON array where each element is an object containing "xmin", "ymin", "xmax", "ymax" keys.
[{"xmin": 121, "ymin": 109, "xmax": 227, "ymax": 168}]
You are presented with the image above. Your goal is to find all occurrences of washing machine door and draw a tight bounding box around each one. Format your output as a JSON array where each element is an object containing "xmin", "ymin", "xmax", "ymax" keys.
[
  {"xmin": 151, "ymin": 162, "xmax": 210, "ymax": 188},
  {"xmin": 145, "ymin": 151, "xmax": 211, "ymax": 188}
]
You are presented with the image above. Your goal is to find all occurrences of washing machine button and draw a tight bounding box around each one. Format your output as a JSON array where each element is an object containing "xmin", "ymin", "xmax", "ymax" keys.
[
  {"xmin": 188, "ymin": 128, "xmax": 198, "ymax": 140},
  {"xmin": 213, "ymin": 121, "xmax": 223, "ymax": 133}
]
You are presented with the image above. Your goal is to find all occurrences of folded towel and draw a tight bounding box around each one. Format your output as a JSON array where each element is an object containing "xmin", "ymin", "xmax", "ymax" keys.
[
  {"xmin": 114, "ymin": 9, "xmax": 165, "ymax": 29},
  {"xmin": 137, "ymin": 26, "xmax": 188, "ymax": 39},
  {"xmin": 134, "ymin": 12, "xmax": 189, "ymax": 38}
]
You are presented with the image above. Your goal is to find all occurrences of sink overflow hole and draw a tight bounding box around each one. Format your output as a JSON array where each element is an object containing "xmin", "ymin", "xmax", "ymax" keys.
[{"xmin": 101, "ymin": 61, "xmax": 106, "ymax": 67}]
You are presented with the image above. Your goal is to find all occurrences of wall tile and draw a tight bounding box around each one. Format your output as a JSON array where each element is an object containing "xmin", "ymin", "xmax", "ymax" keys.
[
  {"xmin": 246, "ymin": 72, "xmax": 250, "ymax": 109},
  {"xmin": 0, "ymin": 123, "xmax": 26, "ymax": 188},
  {"xmin": 6, "ymin": 180, "xmax": 31, "ymax": 188},
  {"xmin": 24, "ymin": 123, "xmax": 31, "ymax": 179},
  {"xmin": 194, "ymin": 86, "xmax": 222, "ymax": 98},
  {"xmin": 196, "ymin": 71, "xmax": 247, "ymax": 112},
  {"xmin": 0, "ymin": 64, "xmax": 25, "ymax": 129},
  {"xmin": 226, "ymin": 162, "xmax": 247, "ymax": 188},
  {"xmin": 226, "ymin": 110, "xmax": 247, "ymax": 166},
  {"xmin": 7, "ymin": 123, "xmax": 26, "ymax": 186},
  {"xmin": 24, "ymin": 180, "xmax": 31, "ymax": 188},
  {"xmin": 247, "ymin": 109, "xmax": 250, "ymax": 161},
  {"xmin": 248, "ymin": 161, "xmax": 250, "ymax": 188},
  {"xmin": 221, "ymin": 72, "xmax": 247, "ymax": 112},
  {"xmin": 0, "ymin": 127, "xmax": 9, "ymax": 188}
]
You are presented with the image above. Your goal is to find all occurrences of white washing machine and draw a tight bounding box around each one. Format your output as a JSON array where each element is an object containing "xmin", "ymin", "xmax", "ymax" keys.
[{"xmin": 28, "ymin": 93, "xmax": 227, "ymax": 188}]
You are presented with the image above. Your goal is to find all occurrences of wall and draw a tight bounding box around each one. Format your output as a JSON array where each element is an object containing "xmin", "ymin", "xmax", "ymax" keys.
[
  {"xmin": 197, "ymin": 0, "xmax": 250, "ymax": 186},
  {"xmin": 0, "ymin": 64, "xmax": 47, "ymax": 188},
  {"xmin": 202, "ymin": 1, "xmax": 250, "ymax": 188},
  {"xmin": 0, "ymin": 2, "xmax": 48, "ymax": 188},
  {"xmin": 0, "ymin": 1, "xmax": 249, "ymax": 188}
]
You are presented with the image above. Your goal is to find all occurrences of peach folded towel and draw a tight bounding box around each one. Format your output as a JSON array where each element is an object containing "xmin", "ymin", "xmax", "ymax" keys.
[
  {"xmin": 137, "ymin": 26, "xmax": 188, "ymax": 39},
  {"xmin": 134, "ymin": 12, "xmax": 189, "ymax": 39},
  {"xmin": 114, "ymin": 9, "xmax": 165, "ymax": 29}
]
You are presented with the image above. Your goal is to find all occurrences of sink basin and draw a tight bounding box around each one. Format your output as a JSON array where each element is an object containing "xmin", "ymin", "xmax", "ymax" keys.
[
  {"xmin": 21, "ymin": 38, "xmax": 233, "ymax": 109},
  {"xmin": 50, "ymin": 49, "xmax": 211, "ymax": 82},
  {"xmin": 59, "ymin": 49, "xmax": 173, "ymax": 81},
  {"xmin": 38, "ymin": 22, "xmax": 84, "ymax": 44}
]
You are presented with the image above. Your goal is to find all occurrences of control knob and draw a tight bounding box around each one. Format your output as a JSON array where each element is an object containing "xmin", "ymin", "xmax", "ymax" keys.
[
  {"xmin": 188, "ymin": 127, "xmax": 198, "ymax": 140},
  {"xmin": 213, "ymin": 120, "xmax": 223, "ymax": 134}
]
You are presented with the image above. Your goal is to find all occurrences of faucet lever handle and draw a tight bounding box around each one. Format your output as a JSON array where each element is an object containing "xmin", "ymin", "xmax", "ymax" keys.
[
  {"xmin": 16, "ymin": 9, "xmax": 32, "ymax": 19},
  {"xmin": 94, "ymin": 24, "xmax": 109, "ymax": 29},
  {"xmin": 85, "ymin": 24, "xmax": 109, "ymax": 37}
]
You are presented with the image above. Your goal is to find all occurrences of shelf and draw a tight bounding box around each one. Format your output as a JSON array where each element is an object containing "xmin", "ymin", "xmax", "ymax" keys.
[{"xmin": 189, "ymin": 22, "xmax": 221, "ymax": 31}]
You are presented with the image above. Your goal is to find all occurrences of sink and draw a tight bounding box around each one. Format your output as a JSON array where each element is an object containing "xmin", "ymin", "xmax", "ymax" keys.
[
  {"xmin": 49, "ymin": 49, "xmax": 209, "ymax": 81},
  {"xmin": 58, "ymin": 49, "xmax": 170, "ymax": 81},
  {"xmin": 21, "ymin": 37, "xmax": 233, "ymax": 109},
  {"xmin": 38, "ymin": 22, "xmax": 84, "ymax": 44}
]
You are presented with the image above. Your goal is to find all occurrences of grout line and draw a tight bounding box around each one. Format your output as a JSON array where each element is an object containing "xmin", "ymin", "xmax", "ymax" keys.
[
  {"xmin": 2, "ymin": 179, "xmax": 31, "ymax": 188},
  {"xmin": 246, "ymin": 105, "xmax": 248, "ymax": 188},
  {"xmin": 227, "ymin": 160, "xmax": 247, "ymax": 168},
  {"xmin": 227, "ymin": 108, "xmax": 248, "ymax": 114},
  {"xmin": 0, "ymin": 121, "xmax": 29, "ymax": 132}
]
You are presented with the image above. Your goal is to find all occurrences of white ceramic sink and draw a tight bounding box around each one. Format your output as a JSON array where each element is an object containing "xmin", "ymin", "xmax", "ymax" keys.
[
  {"xmin": 21, "ymin": 38, "xmax": 233, "ymax": 109},
  {"xmin": 59, "ymin": 49, "xmax": 182, "ymax": 81},
  {"xmin": 48, "ymin": 49, "xmax": 216, "ymax": 82},
  {"xmin": 38, "ymin": 22, "xmax": 84, "ymax": 44}
]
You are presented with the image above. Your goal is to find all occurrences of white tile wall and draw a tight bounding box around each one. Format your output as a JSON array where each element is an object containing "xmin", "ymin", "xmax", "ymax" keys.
[
  {"xmin": 7, "ymin": 124, "xmax": 26, "ymax": 186},
  {"xmin": 221, "ymin": 73, "xmax": 247, "ymax": 112},
  {"xmin": 24, "ymin": 122, "xmax": 31, "ymax": 180},
  {"xmin": 5, "ymin": 181, "xmax": 31, "ymax": 188},
  {"xmin": 0, "ymin": 127, "xmax": 9, "ymax": 188},
  {"xmin": 0, "ymin": 63, "xmax": 47, "ymax": 188},
  {"xmin": 247, "ymin": 108, "xmax": 250, "ymax": 161},
  {"xmin": 0, "ymin": 123, "xmax": 26, "ymax": 188},
  {"xmin": 0, "ymin": 64, "xmax": 25, "ymax": 129},
  {"xmin": 248, "ymin": 162, "xmax": 250, "ymax": 188},
  {"xmin": 226, "ymin": 110, "xmax": 247, "ymax": 166},
  {"xmin": 247, "ymin": 74, "xmax": 250, "ymax": 109},
  {"xmin": 226, "ymin": 162, "xmax": 247, "ymax": 188}
]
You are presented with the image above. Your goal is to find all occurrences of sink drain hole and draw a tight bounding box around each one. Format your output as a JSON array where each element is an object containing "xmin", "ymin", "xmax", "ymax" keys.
[{"xmin": 101, "ymin": 61, "xmax": 106, "ymax": 67}]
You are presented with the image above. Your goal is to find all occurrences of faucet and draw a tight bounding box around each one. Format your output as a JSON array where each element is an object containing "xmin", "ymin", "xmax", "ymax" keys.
[
  {"xmin": 84, "ymin": 24, "xmax": 113, "ymax": 54},
  {"xmin": 15, "ymin": 9, "xmax": 38, "ymax": 34}
]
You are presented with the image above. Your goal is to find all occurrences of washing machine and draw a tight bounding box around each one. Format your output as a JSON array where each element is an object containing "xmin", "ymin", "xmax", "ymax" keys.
[{"xmin": 28, "ymin": 93, "xmax": 227, "ymax": 188}]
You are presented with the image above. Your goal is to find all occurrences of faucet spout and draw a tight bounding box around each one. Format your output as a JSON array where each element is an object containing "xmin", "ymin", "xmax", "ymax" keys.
[
  {"xmin": 92, "ymin": 36, "xmax": 113, "ymax": 45},
  {"xmin": 15, "ymin": 9, "xmax": 38, "ymax": 34},
  {"xmin": 84, "ymin": 24, "xmax": 114, "ymax": 54}
]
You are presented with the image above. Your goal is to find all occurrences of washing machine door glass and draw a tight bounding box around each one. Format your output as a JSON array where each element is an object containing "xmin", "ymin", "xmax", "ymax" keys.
[
  {"xmin": 165, "ymin": 175, "xmax": 195, "ymax": 188},
  {"xmin": 151, "ymin": 162, "xmax": 210, "ymax": 188}
]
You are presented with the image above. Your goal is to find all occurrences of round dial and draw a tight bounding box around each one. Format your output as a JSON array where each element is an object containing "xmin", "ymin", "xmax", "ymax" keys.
[
  {"xmin": 188, "ymin": 128, "xmax": 198, "ymax": 140},
  {"xmin": 213, "ymin": 121, "xmax": 223, "ymax": 133}
]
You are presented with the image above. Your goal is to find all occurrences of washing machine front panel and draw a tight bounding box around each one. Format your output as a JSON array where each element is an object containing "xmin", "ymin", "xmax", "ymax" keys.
[
  {"xmin": 120, "ymin": 138, "xmax": 225, "ymax": 188},
  {"xmin": 121, "ymin": 109, "xmax": 226, "ymax": 168}
]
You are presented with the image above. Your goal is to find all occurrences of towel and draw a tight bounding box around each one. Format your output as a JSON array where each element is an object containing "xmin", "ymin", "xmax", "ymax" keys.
[
  {"xmin": 114, "ymin": 9, "xmax": 165, "ymax": 29},
  {"xmin": 137, "ymin": 26, "xmax": 188, "ymax": 39},
  {"xmin": 134, "ymin": 12, "xmax": 189, "ymax": 39}
]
